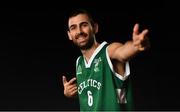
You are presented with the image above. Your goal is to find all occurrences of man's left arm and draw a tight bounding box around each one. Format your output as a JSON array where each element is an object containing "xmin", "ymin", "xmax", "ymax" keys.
[{"xmin": 108, "ymin": 23, "xmax": 150, "ymax": 63}]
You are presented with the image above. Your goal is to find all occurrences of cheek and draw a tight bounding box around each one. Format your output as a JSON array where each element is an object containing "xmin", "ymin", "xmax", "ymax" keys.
[
  {"xmin": 85, "ymin": 28, "xmax": 92, "ymax": 33},
  {"xmin": 87, "ymin": 28, "xmax": 95, "ymax": 35},
  {"xmin": 69, "ymin": 32, "xmax": 75, "ymax": 40}
]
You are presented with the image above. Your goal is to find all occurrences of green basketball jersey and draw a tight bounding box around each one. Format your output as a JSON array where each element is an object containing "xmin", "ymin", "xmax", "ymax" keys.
[{"xmin": 76, "ymin": 41, "xmax": 134, "ymax": 111}]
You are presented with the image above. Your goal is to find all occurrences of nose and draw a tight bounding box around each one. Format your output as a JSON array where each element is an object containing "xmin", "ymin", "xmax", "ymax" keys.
[
  {"xmin": 75, "ymin": 27, "xmax": 84, "ymax": 39},
  {"xmin": 77, "ymin": 25, "xmax": 84, "ymax": 34}
]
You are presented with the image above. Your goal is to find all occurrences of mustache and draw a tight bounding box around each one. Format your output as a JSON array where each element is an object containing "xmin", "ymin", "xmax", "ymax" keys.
[{"xmin": 75, "ymin": 32, "xmax": 88, "ymax": 39}]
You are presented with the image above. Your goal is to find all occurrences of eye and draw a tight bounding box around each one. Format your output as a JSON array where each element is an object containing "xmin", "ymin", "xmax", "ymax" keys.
[
  {"xmin": 82, "ymin": 23, "xmax": 88, "ymax": 27},
  {"xmin": 70, "ymin": 27, "xmax": 75, "ymax": 31},
  {"xmin": 69, "ymin": 25, "xmax": 76, "ymax": 31}
]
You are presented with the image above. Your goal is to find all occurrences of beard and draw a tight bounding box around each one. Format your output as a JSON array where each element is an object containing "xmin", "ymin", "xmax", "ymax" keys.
[
  {"xmin": 73, "ymin": 32, "xmax": 95, "ymax": 50},
  {"xmin": 79, "ymin": 36, "xmax": 94, "ymax": 50}
]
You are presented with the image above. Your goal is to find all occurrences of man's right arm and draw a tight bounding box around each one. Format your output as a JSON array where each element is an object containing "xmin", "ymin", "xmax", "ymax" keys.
[{"xmin": 62, "ymin": 76, "xmax": 78, "ymax": 98}]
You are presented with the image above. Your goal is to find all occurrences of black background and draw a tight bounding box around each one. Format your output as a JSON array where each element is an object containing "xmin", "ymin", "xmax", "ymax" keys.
[{"xmin": 1, "ymin": 1, "xmax": 180, "ymax": 111}]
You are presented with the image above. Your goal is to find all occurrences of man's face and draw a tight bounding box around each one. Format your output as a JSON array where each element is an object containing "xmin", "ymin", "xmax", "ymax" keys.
[{"xmin": 67, "ymin": 14, "xmax": 97, "ymax": 50}]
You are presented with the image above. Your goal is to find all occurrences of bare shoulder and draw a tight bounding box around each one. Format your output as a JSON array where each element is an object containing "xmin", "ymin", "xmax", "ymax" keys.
[
  {"xmin": 108, "ymin": 42, "xmax": 124, "ymax": 52},
  {"xmin": 108, "ymin": 42, "xmax": 123, "ymax": 58}
]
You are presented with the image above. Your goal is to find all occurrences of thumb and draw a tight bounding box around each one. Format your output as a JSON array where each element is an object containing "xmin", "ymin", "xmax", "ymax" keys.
[
  {"xmin": 62, "ymin": 75, "xmax": 67, "ymax": 85},
  {"xmin": 133, "ymin": 23, "xmax": 139, "ymax": 37}
]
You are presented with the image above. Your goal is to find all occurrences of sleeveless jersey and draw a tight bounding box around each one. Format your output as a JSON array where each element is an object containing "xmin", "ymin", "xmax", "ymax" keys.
[{"xmin": 76, "ymin": 41, "xmax": 134, "ymax": 111}]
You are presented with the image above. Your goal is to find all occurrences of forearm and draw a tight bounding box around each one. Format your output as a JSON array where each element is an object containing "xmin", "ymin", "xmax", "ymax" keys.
[{"xmin": 115, "ymin": 41, "xmax": 139, "ymax": 62}]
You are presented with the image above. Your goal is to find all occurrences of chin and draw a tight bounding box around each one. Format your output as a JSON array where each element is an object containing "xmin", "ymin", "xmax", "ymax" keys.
[{"xmin": 78, "ymin": 41, "xmax": 87, "ymax": 47}]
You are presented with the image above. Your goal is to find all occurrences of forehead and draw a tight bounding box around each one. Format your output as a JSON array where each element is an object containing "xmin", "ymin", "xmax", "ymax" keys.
[{"xmin": 68, "ymin": 14, "xmax": 90, "ymax": 26}]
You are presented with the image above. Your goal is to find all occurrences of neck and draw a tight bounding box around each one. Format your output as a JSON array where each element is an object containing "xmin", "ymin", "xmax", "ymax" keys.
[{"xmin": 81, "ymin": 41, "xmax": 100, "ymax": 63}]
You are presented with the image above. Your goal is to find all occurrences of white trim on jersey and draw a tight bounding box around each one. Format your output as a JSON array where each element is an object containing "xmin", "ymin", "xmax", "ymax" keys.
[
  {"xmin": 83, "ymin": 41, "xmax": 107, "ymax": 68},
  {"xmin": 76, "ymin": 56, "xmax": 81, "ymax": 68},
  {"xmin": 106, "ymin": 46, "xmax": 130, "ymax": 81},
  {"xmin": 76, "ymin": 56, "xmax": 81, "ymax": 76}
]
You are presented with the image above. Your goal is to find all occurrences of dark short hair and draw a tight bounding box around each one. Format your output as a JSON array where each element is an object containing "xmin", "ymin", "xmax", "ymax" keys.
[{"xmin": 67, "ymin": 9, "xmax": 95, "ymax": 31}]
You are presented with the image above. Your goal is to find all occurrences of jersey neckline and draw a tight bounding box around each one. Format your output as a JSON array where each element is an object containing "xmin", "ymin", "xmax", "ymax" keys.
[{"xmin": 83, "ymin": 41, "xmax": 107, "ymax": 68}]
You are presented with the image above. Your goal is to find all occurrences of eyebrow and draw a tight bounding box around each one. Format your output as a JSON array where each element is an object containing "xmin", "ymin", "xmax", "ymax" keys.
[
  {"xmin": 69, "ymin": 21, "xmax": 89, "ymax": 30},
  {"xmin": 80, "ymin": 21, "xmax": 88, "ymax": 25}
]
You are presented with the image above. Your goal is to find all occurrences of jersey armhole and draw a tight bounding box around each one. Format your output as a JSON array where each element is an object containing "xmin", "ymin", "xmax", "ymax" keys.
[
  {"xmin": 76, "ymin": 56, "xmax": 81, "ymax": 70},
  {"xmin": 106, "ymin": 46, "xmax": 130, "ymax": 81}
]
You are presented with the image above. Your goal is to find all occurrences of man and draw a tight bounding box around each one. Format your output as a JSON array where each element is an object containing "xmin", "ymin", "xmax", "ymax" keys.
[{"xmin": 62, "ymin": 9, "xmax": 150, "ymax": 111}]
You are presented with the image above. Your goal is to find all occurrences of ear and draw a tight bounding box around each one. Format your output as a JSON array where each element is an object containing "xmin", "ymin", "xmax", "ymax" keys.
[
  {"xmin": 67, "ymin": 31, "xmax": 72, "ymax": 40},
  {"xmin": 93, "ymin": 23, "xmax": 99, "ymax": 34}
]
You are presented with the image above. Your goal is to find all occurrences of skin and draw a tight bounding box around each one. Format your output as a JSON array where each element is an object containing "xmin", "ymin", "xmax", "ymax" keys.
[{"xmin": 62, "ymin": 13, "xmax": 150, "ymax": 98}]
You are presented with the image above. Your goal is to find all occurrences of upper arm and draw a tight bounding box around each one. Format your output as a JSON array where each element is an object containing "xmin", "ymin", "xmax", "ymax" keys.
[
  {"xmin": 107, "ymin": 42, "xmax": 131, "ymax": 77},
  {"xmin": 108, "ymin": 42, "xmax": 125, "ymax": 62}
]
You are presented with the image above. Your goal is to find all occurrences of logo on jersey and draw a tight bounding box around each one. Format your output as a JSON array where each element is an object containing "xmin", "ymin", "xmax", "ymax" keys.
[
  {"xmin": 93, "ymin": 57, "xmax": 102, "ymax": 72},
  {"xmin": 78, "ymin": 79, "xmax": 102, "ymax": 94},
  {"xmin": 77, "ymin": 65, "xmax": 82, "ymax": 75}
]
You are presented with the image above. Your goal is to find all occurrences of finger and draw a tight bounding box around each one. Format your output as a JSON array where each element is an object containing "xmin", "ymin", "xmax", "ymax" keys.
[
  {"xmin": 69, "ymin": 86, "xmax": 78, "ymax": 92},
  {"xmin": 68, "ymin": 77, "xmax": 76, "ymax": 84},
  {"xmin": 67, "ymin": 84, "xmax": 77, "ymax": 90},
  {"xmin": 133, "ymin": 23, "xmax": 139, "ymax": 37},
  {"xmin": 62, "ymin": 76, "xmax": 67, "ymax": 85},
  {"xmin": 139, "ymin": 47, "xmax": 145, "ymax": 51},
  {"xmin": 67, "ymin": 86, "xmax": 77, "ymax": 95},
  {"xmin": 137, "ymin": 30, "xmax": 148, "ymax": 44},
  {"xmin": 140, "ymin": 29, "xmax": 148, "ymax": 37},
  {"xmin": 66, "ymin": 89, "xmax": 78, "ymax": 98},
  {"xmin": 71, "ymin": 89, "xmax": 78, "ymax": 96}
]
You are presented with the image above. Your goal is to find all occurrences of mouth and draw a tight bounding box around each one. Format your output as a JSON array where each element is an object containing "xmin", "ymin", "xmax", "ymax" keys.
[
  {"xmin": 75, "ymin": 32, "xmax": 88, "ymax": 39},
  {"xmin": 76, "ymin": 33, "xmax": 88, "ymax": 41},
  {"xmin": 77, "ymin": 36, "xmax": 87, "ymax": 43}
]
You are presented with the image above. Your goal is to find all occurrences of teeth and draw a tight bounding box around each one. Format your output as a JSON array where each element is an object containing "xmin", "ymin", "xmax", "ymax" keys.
[{"xmin": 78, "ymin": 36, "xmax": 85, "ymax": 39}]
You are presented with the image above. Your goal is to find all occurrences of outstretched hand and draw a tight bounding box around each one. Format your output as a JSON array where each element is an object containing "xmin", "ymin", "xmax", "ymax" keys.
[
  {"xmin": 62, "ymin": 75, "xmax": 78, "ymax": 98},
  {"xmin": 132, "ymin": 23, "xmax": 150, "ymax": 51}
]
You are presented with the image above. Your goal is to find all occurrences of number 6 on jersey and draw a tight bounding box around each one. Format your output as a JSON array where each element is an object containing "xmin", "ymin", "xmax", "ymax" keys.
[{"xmin": 87, "ymin": 91, "xmax": 93, "ymax": 106}]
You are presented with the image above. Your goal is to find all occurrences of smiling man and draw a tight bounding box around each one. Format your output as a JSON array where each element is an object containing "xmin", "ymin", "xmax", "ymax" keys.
[{"xmin": 62, "ymin": 9, "xmax": 150, "ymax": 111}]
